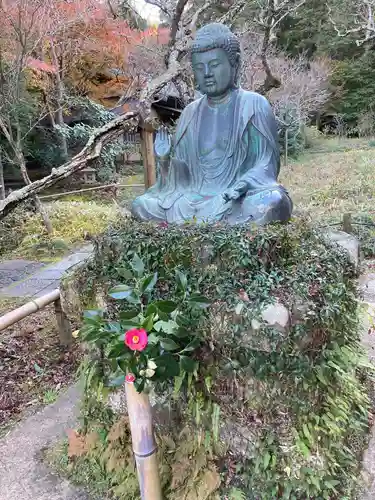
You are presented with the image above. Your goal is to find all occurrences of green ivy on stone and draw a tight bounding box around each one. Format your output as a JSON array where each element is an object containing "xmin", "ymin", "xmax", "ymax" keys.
[{"xmin": 73, "ymin": 217, "xmax": 371, "ymax": 499}]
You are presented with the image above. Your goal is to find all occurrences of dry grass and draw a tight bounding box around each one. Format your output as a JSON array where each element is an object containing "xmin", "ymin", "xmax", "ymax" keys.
[
  {"xmin": 0, "ymin": 176, "xmax": 146, "ymax": 262},
  {"xmin": 306, "ymin": 135, "xmax": 374, "ymax": 153},
  {"xmin": 6, "ymin": 200, "xmax": 119, "ymax": 262},
  {"xmin": 281, "ymin": 144, "xmax": 375, "ymax": 221},
  {"xmin": 0, "ymin": 296, "xmax": 25, "ymax": 316}
]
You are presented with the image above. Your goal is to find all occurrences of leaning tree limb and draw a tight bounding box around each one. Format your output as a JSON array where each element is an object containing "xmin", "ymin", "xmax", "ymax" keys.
[
  {"xmin": 0, "ymin": 0, "xmax": 246, "ymax": 220},
  {"xmin": 0, "ymin": 112, "xmax": 138, "ymax": 218}
]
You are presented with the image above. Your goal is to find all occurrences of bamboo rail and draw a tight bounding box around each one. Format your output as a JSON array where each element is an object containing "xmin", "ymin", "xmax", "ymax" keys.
[
  {"xmin": 39, "ymin": 183, "xmax": 144, "ymax": 200},
  {"xmin": 1, "ymin": 295, "xmax": 162, "ymax": 496},
  {"xmin": 0, "ymin": 289, "xmax": 72, "ymax": 346}
]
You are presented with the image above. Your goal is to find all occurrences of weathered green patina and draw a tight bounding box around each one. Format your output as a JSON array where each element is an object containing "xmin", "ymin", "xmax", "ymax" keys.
[{"xmin": 132, "ymin": 23, "xmax": 292, "ymax": 225}]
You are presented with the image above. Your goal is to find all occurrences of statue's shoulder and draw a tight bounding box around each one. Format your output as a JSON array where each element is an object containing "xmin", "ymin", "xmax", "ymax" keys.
[
  {"xmin": 174, "ymin": 95, "xmax": 205, "ymax": 145},
  {"xmin": 180, "ymin": 95, "xmax": 204, "ymax": 119},
  {"xmin": 238, "ymin": 89, "xmax": 271, "ymax": 111}
]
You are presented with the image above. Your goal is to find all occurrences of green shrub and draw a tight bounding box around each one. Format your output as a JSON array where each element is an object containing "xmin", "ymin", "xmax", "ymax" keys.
[
  {"xmin": 277, "ymin": 104, "xmax": 306, "ymax": 157},
  {"xmin": 0, "ymin": 202, "xmax": 35, "ymax": 257},
  {"xmin": 330, "ymin": 52, "xmax": 375, "ymax": 129},
  {"xmin": 304, "ymin": 126, "xmax": 325, "ymax": 149},
  {"xmin": 61, "ymin": 218, "xmax": 372, "ymax": 499}
]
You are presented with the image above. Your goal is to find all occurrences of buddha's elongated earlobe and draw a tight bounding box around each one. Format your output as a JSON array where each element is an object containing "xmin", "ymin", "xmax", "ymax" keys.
[{"xmin": 233, "ymin": 53, "xmax": 241, "ymax": 88}]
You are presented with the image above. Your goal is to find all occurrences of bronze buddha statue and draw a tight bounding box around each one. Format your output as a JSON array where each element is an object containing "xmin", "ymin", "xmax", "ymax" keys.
[{"xmin": 132, "ymin": 23, "xmax": 292, "ymax": 225}]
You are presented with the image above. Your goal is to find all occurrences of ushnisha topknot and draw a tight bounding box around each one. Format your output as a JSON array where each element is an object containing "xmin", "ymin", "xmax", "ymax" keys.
[{"xmin": 190, "ymin": 23, "xmax": 241, "ymax": 68}]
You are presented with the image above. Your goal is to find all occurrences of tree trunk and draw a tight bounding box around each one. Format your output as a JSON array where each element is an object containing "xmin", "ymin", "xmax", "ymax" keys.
[
  {"xmin": 33, "ymin": 195, "xmax": 54, "ymax": 235},
  {"xmin": 0, "ymin": 153, "xmax": 5, "ymax": 200},
  {"xmin": 17, "ymin": 151, "xmax": 53, "ymax": 234},
  {"xmin": 50, "ymin": 41, "xmax": 69, "ymax": 161},
  {"xmin": 284, "ymin": 128, "xmax": 289, "ymax": 167}
]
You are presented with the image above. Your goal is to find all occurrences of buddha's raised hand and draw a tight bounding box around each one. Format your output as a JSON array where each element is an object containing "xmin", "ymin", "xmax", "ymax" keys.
[{"xmin": 154, "ymin": 126, "xmax": 171, "ymax": 160}]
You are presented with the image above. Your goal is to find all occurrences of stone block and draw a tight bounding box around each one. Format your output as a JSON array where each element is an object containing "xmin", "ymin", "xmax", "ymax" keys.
[{"xmin": 325, "ymin": 230, "xmax": 360, "ymax": 268}]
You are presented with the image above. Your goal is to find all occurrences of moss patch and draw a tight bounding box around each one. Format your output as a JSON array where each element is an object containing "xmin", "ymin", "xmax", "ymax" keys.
[{"xmin": 0, "ymin": 200, "xmax": 118, "ymax": 261}]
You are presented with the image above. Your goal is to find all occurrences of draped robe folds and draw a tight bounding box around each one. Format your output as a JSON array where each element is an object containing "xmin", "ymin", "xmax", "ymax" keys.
[{"xmin": 131, "ymin": 88, "xmax": 293, "ymax": 225}]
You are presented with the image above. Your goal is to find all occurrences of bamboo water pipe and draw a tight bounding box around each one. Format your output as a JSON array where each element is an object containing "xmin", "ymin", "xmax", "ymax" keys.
[{"xmin": 125, "ymin": 375, "xmax": 162, "ymax": 500}]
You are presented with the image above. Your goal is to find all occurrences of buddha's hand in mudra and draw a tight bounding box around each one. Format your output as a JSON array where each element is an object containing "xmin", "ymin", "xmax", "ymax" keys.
[
  {"xmin": 222, "ymin": 181, "xmax": 249, "ymax": 202},
  {"xmin": 154, "ymin": 126, "xmax": 172, "ymax": 160}
]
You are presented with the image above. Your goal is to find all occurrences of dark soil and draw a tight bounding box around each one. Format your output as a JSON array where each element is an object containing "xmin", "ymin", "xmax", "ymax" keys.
[{"xmin": 0, "ymin": 305, "xmax": 81, "ymax": 434}]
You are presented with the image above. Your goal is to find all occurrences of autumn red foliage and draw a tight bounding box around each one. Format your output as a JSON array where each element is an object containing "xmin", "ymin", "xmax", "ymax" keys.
[{"xmin": 0, "ymin": 0, "xmax": 169, "ymax": 105}]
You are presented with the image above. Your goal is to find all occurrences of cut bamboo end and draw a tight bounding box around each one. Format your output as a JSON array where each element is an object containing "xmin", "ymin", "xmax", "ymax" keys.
[{"xmin": 125, "ymin": 376, "xmax": 162, "ymax": 500}]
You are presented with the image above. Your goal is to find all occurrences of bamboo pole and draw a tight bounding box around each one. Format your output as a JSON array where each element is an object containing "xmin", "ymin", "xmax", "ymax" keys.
[
  {"xmin": 0, "ymin": 289, "xmax": 60, "ymax": 332},
  {"xmin": 125, "ymin": 375, "xmax": 162, "ymax": 500},
  {"xmin": 39, "ymin": 183, "xmax": 144, "ymax": 200}
]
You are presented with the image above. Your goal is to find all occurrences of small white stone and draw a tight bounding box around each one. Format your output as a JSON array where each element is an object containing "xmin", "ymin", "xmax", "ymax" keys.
[
  {"xmin": 261, "ymin": 302, "xmax": 290, "ymax": 329},
  {"xmin": 251, "ymin": 318, "xmax": 261, "ymax": 331}
]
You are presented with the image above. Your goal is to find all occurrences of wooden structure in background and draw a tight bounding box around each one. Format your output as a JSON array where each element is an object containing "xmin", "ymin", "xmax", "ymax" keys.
[
  {"xmin": 80, "ymin": 166, "xmax": 97, "ymax": 184},
  {"xmin": 111, "ymin": 88, "xmax": 183, "ymax": 191},
  {"xmin": 140, "ymin": 125, "xmax": 156, "ymax": 189},
  {"xmin": 138, "ymin": 108, "xmax": 160, "ymax": 189}
]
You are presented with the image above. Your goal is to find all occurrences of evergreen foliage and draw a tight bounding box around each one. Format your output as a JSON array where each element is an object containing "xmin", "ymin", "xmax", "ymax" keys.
[
  {"xmin": 277, "ymin": 104, "xmax": 306, "ymax": 157},
  {"xmin": 57, "ymin": 97, "xmax": 135, "ymax": 183},
  {"xmin": 60, "ymin": 218, "xmax": 372, "ymax": 499},
  {"xmin": 275, "ymin": 1, "xmax": 375, "ymax": 130},
  {"xmin": 330, "ymin": 52, "xmax": 375, "ymax": 129},
  {"xmin": 276, "ymin": 0, "xmax": 361, "ymax": 60}
]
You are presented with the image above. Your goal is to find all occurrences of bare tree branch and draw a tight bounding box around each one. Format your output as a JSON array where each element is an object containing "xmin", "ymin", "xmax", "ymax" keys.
[
  {"xmin": 0, "ymin": 24, "xmax": 192, "ymax": 218},
  {"xmin": 106, "ymin": 0, "xmax": 118, "ymax": 18},
  {"xmin": 144, "ymin": 0, "xmax": 171, "ymax": 19},
  {"xmin": 187, "ymin": 1, "xmax": 212, "ymax": 34},
  {"xmin": 219, "ymin": 0, "xmax": 247, "ymax": 25},
  {"xmin": 327, "ymin": 0, "xmax": 375, "ymax": 46},
  {"xmin": 170, "ymin": 0, "xmax": 189, "ymax": 44},
  {"xmin": 255, "ymin": 0, "xmax": 281, "ymax": 93},
  {"xmin": 0, "ymin": 111, "xmax": 138, "ymax": 217},
  {"xmin": 0, "ymin": 0, "xmax": 261, "ymax": 219}
]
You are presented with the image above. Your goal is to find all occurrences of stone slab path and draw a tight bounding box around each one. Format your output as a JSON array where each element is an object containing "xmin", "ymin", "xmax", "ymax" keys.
[
  {"xmin": 0, "ymin": 384, "xmax": 88, "ymax": 500},
  {"xmin": 0, "ymin": 247, "xmax": 94, "ymax": 499},
  {"xmin": 0, "ymin": 245, "xmax": 93, "ymax": 299}
]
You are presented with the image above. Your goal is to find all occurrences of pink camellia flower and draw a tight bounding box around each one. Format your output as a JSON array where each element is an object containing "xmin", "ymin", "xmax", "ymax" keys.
[
  {"xmin": 125, "ymin": 328, "xmax": 148, "ymax": 351},
  {"xmin": 125, "ymin": 373, "xmax": 136, "ymax": 383}
]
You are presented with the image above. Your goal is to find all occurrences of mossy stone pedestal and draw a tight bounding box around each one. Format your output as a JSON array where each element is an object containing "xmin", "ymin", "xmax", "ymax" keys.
[{"xmin": 61, "ymin": 219, "xmax": 369, "ymax": 499}]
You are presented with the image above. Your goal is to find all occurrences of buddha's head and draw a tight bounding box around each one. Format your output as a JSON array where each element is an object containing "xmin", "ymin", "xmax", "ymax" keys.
[{"xmin": 191, "ymin": 23, "xmax": 241, "ymax": 98}]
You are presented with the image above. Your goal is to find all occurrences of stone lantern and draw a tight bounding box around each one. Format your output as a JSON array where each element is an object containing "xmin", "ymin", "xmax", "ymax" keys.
[{"xmin": 80, "ymin": 167, "xmax": 96, "ymax": 184}]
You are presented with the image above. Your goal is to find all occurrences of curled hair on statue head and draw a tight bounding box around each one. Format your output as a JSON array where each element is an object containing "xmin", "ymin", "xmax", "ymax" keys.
[{"xmin": 191, "ymin": 23, "xmax": 241, "ymax": 87}]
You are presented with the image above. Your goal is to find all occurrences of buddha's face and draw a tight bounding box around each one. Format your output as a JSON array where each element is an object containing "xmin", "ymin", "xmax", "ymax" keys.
[{"xmin": 192, "ymin": 48, "xmax": 236, "ymax": 98}]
